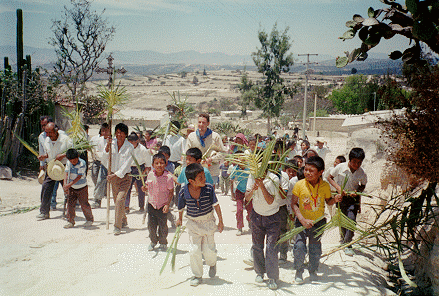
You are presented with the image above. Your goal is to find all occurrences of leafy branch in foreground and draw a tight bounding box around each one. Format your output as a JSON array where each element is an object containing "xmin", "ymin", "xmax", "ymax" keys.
[{"xmin": 160, "ymin": 226, "xmax": 186, "ymax": 275}]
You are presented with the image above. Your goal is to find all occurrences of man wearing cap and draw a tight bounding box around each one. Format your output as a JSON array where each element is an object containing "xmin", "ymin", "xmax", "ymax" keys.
[
  {"xmin": 185, "ymin": 113, "xmax": 226, "ymax": 188},
  {"xmin": 314, "ymin": 137, "xmax": 331, "ymax": 161},
  {"xmin": 37, "ymin": 122, "xmax": 72, "ymax": 220}
]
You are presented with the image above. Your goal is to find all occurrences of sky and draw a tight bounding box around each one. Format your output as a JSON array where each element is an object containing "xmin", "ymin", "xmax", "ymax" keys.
[{"xmin": 1, "ymin": 0, "xmax": 410, "ymax": 61}]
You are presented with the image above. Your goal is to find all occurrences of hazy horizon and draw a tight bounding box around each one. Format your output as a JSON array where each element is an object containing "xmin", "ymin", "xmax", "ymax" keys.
[{"xmin": 2, "ymin": 0, "xmax": 409, "ymax": 63}]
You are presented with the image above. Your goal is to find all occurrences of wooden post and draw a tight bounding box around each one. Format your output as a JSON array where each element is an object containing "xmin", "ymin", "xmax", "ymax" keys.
[{"xmin": 106, "ymin": 118, "xmax": 112, "ymax": 230}]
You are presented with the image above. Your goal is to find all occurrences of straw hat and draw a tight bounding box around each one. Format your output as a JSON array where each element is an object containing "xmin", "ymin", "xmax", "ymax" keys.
[
  {"xmin": 181, "ymin": 124, "xmax": 195, "ymax": 135},
  {"xmin": 47, "ymin": 160, "xmax": 66, "ymax": 181},
  {"xmin": 38, "ymin": 170, "xmax": 45, "ymax": 184},
  {"xmin": 316, "ymin": 137, "xmax": 325, "ymax": 144}
]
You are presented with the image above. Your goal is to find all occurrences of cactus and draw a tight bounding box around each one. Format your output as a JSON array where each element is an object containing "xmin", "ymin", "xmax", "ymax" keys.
[
  {"xmin": 16, "ymin": 9, "xmax": 24, "ymax": 84},
  {"xmin": 25, "ymin": 55, "xmax": 31, "ymax": 72},
  {"xmin": 4, "ymin": 57, "xmax": 11, "ymax": 71}
]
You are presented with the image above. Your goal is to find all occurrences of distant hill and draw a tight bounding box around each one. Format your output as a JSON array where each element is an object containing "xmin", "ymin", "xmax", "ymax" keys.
[{"xmin": 0, "ymin": 45, "xmax": 401, "ymax": 75}]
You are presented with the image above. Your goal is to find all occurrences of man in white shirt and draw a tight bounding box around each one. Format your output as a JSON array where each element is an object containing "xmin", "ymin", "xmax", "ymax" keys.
[
  {"xmin": 314, "ymin": 138, "xmax": 331, "ymax": 161},
  {"xmin": 245, "ymin": 171, "xmax": 282, "ymax": 290},
  {"xmin": 185, "ymin": 113, "xmax": 226, "ymax": 188},
  {"xmin": 91, "ymin": 123, "xmax": 110, "ymax": 209},
  {"xmin": 125, "ymin": 132, "xmax": 151, "ymax": 212},
  {"xmin": 102, "ymin": 123, "xmax": 134, "ymax": 235},
  {"xmin": 37, "ymin": 122, "xmax": 72, "ymax": 220},
  {"xmin": 328, "ymin": 147, "xmax": 367, "ymax": 256},
  {"xmin": 163, "ymin": 121, "xmax": 184, "ymax": 169}
]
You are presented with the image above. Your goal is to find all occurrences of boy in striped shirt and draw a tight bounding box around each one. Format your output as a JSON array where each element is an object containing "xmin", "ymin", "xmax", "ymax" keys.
[
  {"xmin": 176, "ymin": 163, "xmax": 224, "ymax": 287},
  {"xmin": 63, "ymin": 148, "xmax": 93, "ymax": 229}
]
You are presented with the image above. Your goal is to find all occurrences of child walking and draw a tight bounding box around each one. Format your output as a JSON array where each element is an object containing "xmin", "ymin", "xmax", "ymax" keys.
[
  {"xmin": 176, "ymin": 163, "xmax": 224, "ymax": 287},
  {"xmin": 327, "ymin": 148, "xmax": 367, "ymax": 256},
  {"xmin": 144, "ymin": 153, "xmax": 174, "ymax": 251},
  {"xmin": 63, "ymin": 148, "xmax": 94, "ymax": 228},
  {"xmin": 229, "ymin": 154, "xmax": 251, "ymax": 236},
  {"xmin": 291, "ymin": 156, "xmax": 341, "ymax": 283}
]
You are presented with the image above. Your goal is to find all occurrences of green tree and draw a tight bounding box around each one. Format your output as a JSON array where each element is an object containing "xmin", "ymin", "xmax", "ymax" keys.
[
  {"xmin": 252, "ymin": 24, "xmax": 295, "ymax": 132},
  {"xmin": 237, "ymin": 70, "xmax": 255, "ymax": 117},
  {"xmin": 50, "ymin": 0, "xmax": 115, "ymax": 102},
  {"xmin": 328, "ymin": 75, "xmax": 379, "ymax": 114}
]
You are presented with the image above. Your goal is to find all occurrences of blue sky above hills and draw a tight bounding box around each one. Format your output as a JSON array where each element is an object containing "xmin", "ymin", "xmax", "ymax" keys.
[{"xmin": 1, "ymin": 0, "xmax": 410, "ymax": 63}]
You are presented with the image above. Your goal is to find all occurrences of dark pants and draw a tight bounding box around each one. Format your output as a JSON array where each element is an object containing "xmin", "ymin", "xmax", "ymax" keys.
[
  {"xmin": 293, "ymin": 217, "xmax": 326, "ymax": 273},
  {"xmin": 125, "ymin": 165, "xmax": 146, "ymax": 209},
  {"xmin": 278, "ymin": 205, "xmax": 289, "ymax": 257},
  {"xmin": 148, "ymin": 203, "xmax": 168, "ymax": 245},
  {"xmin": 40, "ymin": 176, "xmax": 63, "ymax": 215},
  {"xmin": 341, "ymin": 203, "xmax": 358, "ymax": 245},
  {"xmin": 251, "ymin": 209, "xmax": 280, "ymax": 280},
  {"xmin": 66, "ymin": 186, "xmax": 93, "ymax": 225}
]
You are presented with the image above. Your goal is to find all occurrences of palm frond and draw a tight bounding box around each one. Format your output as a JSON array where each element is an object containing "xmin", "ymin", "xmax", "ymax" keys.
[
  {"xmin": 13, "ymin": 132, "xmax": 39, "ymax": 157},
  {"xmin": 277, "ymin": 216, "xmax": 325, "ymax": 245},
  {"xmin": 131, "ymin": 153, "xmax": 147, "ymax": 187},
  {"xmin": 160, "ymin": 226, "xmax": 186, "ymax": 275},
  {"xmin": 97, "ymin": 80, "xmax": 129, "ymax": 121}
]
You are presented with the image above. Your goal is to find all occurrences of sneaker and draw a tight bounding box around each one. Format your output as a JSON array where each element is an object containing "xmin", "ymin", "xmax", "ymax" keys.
[
  {"xmin": 267, "ymin": 279, "xmax": 278, "ymax": 290},
  {"xmin": 236, "ymin": 229, "xmax": 243, "ymax": 236},
  {"xmin": 113, "ymin": 227, "xmax": 121, "ymax": 235},
  {"xmin": 243, "ymin": 258, "xmax": 254, "ymax": 267},
  {"xmin": 309, "ymin": 271, "xmax": 319, "ymax": 281},
  {"xmin": 148, "ymin": 243, "xmax": 156, "ymax": 251},
  {"xmin": 63, "ymin": 222, "xmax": 74, "ymax": 229},
  {"xmin": 190, "ymin": 277, "xmax": 202, "ymax": 286},
  {"xmin": 139, "ymin": 207, "xmax": 145, "ymax": 212},
  {"xmin": 125, "ymin": 207, "xmax": 130, "ymax": 214},
  {"xmin": 36, "ymin": 213, "xmax": 49, "ymax": 220},
  {"xmin": 122, "ymin": 221, "xmax": 128, "ymax": 228},
  {"xmin": 84, "ymin": 221, "xmax": 93, "ymax": 227},
  {"xmin": 344, "ymin": 248, "xmax": 355, "ymax": 256},
  {"xmin": 255, "ymin": 274, "xmax": 264, "ymax": 283},
  {"xmin": 159, "ymin": 244, "xmax": 167, "ymax": 251},
  {"xmin": 209, "ymin": 265, "xmax": 216, "ymax": 278},
  {"xmin": 295, "ymin": 271, "xmax": 304, "ymax": 284}
]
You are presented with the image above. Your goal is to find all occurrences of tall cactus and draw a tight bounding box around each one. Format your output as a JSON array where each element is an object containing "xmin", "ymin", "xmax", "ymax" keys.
[
  {"xmin": 25, "ymin": 55, "xmax": 31, "ymax": 72},
  {"xmin": 16, "ymin": 9, "xmax": 23, "ymax": 84},
  {"xmin": 4, "ymin": 57, "xmax": 11, "ymax": 71}
]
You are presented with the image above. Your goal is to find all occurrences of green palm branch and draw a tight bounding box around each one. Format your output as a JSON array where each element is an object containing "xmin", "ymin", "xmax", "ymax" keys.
[
  {"xmin": 13, "ymin": 132, "xmax": 39, "ymax": 157},
  {"xmin": 277, "ymin": 216, "xmax": 325, "ymax": 245},
  {"xmin": 61, "ymin": 105, "xmax": 94, "ymax": 153},
  {"xmin": 130, "ymin": 153, "xmax": 147, "ymax": 187},
  {"xmin": 160, "ymin": 225, "xmax": 186, "ymax": 275},
  {"xmin": 97, "ymin": 80, "xmax": 128, "ymax": 121}
]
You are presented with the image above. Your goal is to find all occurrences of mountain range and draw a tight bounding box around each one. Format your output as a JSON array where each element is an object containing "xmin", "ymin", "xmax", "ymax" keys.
[{"xmin": 0, "ymin": 45, "xmax": 400, "ymax": 75}]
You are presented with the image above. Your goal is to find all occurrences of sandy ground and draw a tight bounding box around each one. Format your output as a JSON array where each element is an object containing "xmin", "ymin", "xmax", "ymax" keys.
[{"xmin": 0, "ymin": 135, "xmax": 395, "ymax": 296}]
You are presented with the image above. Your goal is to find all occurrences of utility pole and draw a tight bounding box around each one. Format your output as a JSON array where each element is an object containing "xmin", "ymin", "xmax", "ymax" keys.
[
  {"xmin": 298, "ymin": 53, "xmax": 318, "ymax": 139},
  {"xmin": 313, "ymin": 93, "xmax": 317, "ymax": 133}
]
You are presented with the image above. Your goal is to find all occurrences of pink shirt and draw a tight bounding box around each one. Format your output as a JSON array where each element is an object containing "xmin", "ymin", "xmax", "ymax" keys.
[{"xmin": 147, "ymin": 170, "xmax": 174, "ymax": 209}]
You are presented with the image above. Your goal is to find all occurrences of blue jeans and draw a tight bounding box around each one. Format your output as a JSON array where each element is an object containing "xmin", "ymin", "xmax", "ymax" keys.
[
  {"xmin": 93, "ymin": 164, "xmax": 107, "ymax": 202},
  {"xmin": 341, "ymin": 203, "xmax": 358, "ymax": 244},
  {"xmin": 125, "ymin": 165, "xmax": 145, "ymax": 208},
  {"xmin": 50, "ymin": 181, "xmax": 60, "ymax": 208},
  {"xmin": 293, "ymin": 217, "xmax": 326, "ymax": 273}
]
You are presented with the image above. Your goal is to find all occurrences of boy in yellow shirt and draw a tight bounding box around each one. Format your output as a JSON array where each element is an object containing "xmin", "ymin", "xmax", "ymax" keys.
[{"xmin": 291, "ymin": 156, "xmax": 342, "ymax": 283}]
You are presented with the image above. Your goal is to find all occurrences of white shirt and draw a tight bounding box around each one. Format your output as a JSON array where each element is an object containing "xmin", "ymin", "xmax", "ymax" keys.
[
  {"xmin": 314, "ymin": 145, "xmax": 331, "ymax": 160},
  {"xmin": 246, "ymin": 172, "xmax": 282, "ymax": 216},
  {"xmin": 278, "ymin": 171, "xmax": 290, "ymax": 207},
  {"xmin": 287, "ymin": 176, "xmax": 299, "ymax": 215},
  {"xmin": 43, "ymin": 133, "xmax": 72, "ymax": 165},
  {"xmin": 132, "ymin": 143, "xmax": 151, "ymax": 167},
  {"xmin": 102, "ymin": 138, "xmax": 134, "ymax": 178},
  {"xmin": 329, "ymin": 162, "xmax": 367, "ymax": 192},
  {"xmin": 163, "ymin": 134, "xmax": 184, "ymax": 162},
  {"xmin": 39, "ymin": 131, "xmax": 47, "ymax": 166}
]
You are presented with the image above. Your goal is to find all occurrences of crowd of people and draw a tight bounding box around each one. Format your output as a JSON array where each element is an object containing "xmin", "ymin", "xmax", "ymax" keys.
[{"xmin": 36, "ymin": 113, "xmax": 367, "ymax": 290}]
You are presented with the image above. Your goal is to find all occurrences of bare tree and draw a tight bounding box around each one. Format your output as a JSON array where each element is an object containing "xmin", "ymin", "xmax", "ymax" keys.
[{"xmin": 50, "ymin": 0, "xmax": 115, "ymax": 102}]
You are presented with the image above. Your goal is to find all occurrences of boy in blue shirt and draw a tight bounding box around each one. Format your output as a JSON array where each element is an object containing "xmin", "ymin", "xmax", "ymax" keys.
[
  {"xmin": 177, "ymin": 148, "xmax": 214, "ymax": 186},
  {"xmin": 63, "ymin": 148, "xmax": 93, "ymax": 229},
  {"xmin": 176, "ymin": 163, "xmax": 224, "ymax": 287}
]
